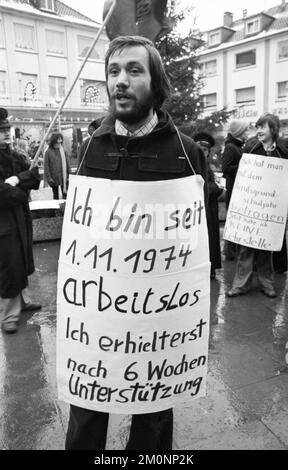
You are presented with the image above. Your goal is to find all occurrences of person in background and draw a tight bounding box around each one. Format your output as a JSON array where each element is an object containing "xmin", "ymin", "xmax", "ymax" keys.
[
  {"xmin": 44, "ymin": 133, "xmax": 70, "ymax": 200},
  {"xmin": 15, "ymin": 138, "xmax": 30, "ymax": 164},
  {"xmin": 246, "ymin": 115, "xmax": 288, "ymax": 275},
  {"xmin": 66, "ymin": 35, "xmax": 208, "ymax": 451},
  {"xmin": 222, "ymin": 120, "xmax": 249, "ymax": 260},
  {"xmin": 0, "ymin": 107, "xmax": 41, "ymax": 334},
  {"xmin": 227, "ymin": 113, "xmax": 288, "ymax": 298},
  {"xmin": 194, "ymin": 131, "xmax": 223, "ymax": 279}
]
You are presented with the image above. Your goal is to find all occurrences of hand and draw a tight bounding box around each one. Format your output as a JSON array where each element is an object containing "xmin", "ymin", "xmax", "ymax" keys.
[{"xmin": 5, "ymin": 176, "xmax": 19, "ymax": 186}]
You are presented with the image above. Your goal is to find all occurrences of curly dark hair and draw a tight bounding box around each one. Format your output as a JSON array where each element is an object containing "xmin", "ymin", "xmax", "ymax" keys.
[{"xmin": 49, "ymin": 133, "xmax": 63, "ymax": 149}]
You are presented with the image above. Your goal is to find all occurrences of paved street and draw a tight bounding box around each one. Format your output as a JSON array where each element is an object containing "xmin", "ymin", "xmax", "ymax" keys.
[{"xmin": 0, "ymin": 232, "xmax": 287, "ymax": 450}]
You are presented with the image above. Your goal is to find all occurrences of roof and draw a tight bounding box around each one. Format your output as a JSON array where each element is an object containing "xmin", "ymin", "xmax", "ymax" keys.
[
  {"xmin": 203, "ymin": 2, "xmax": 288, "ymax": 49},
  {"xmin": 0, "ymin": 0, "xmax": 101, "ymax": 27}
]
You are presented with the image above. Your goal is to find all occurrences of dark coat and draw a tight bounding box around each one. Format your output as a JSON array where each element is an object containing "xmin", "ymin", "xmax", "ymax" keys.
[
  {"xmin": 221, "ymin": 133, "xmax": 244, "ymax": 209},
  {"xmin": 243, "ymin": 136, "xmax": 288, "ymax": 159},
  {"xmin": 44, "ymin": 147, "xmax": 70, "ymax": 187},
  {"xmin": 0, "ymin": 148, "xmax": 40, "ymax": 298},
  {"xmin": 207, "ymin": 167, "xmax": 223, "ymax": 271},
  {"xmin": 78, "ymin": 110, "xmax": 208, "ymax": 201}
]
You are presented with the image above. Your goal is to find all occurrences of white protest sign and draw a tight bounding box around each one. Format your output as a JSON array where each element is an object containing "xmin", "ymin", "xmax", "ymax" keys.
[
  {"xmin": 223, "ymin": 154, "xmax": 288, "ymax": 251},
  {"xmin": 57, "ymin": 174, "xmax": 210, "ymax": 414}
]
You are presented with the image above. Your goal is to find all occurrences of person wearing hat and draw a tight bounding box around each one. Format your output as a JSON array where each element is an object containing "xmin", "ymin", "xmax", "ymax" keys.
[
  {"xmin": 0, "ymin": 108, "xmax": 41, "ymax": 334},
  {"xmin": 194, "ymin": 131, "xmax": 223, "ymax": 279},
  {"xmin": 227, "ymin": 113, "xmax": 288, "ymax": 298},
  {"xmin": 222, "ymin": 120, "xmax": 249, "ymax": 260}
]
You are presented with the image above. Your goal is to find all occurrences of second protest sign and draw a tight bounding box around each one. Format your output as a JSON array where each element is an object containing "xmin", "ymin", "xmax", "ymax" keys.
[{"xmin": 223, "ymin": 153, "xmax": 288, "ymax": 251}]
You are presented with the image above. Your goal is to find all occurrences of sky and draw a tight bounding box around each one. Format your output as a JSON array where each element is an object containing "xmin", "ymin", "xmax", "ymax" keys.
[{"xmin": 64, "ymin": 0, "xmax": 283, "ymax": 32}]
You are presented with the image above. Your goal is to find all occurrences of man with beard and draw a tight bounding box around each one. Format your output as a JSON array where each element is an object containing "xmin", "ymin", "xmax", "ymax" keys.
[
  {"xmin": 67, "ymin": 36, "xmax": 207, "ymax": 451},
  {"xmin": 0, "ymin": 108, "xmax": 41, "ymax": 334}
]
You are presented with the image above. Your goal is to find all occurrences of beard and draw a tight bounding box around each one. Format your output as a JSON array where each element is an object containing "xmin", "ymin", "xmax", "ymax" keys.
[{"xmin": 109, "ymin": 88, "xmax": 155, "ymax": 125}]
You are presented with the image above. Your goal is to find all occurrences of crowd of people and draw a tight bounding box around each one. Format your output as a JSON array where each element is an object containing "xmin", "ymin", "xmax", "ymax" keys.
[{"xmin": 0, "ymin": 34, "xmax": 288, "ymax": 451}]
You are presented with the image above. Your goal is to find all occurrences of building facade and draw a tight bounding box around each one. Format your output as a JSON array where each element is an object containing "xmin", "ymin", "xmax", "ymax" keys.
[
  {"xmin": 0, "ymin": 0, "xmax": 109, "ymax": 155},
  {"xmin": 199, "ymin": 1, "xmax": 288, "ymax": 136}
]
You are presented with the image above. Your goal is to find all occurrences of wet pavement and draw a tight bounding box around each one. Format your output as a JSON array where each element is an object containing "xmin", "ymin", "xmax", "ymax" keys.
[{"xmin": 1, "ymin": 235, "xmax": 288, "ymax": 450}]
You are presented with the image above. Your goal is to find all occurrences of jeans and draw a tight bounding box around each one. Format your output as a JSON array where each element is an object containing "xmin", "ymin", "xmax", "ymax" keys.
[
  {"xmin": 0, "ymin": 294, "xmax": 21, "ymax": 326},
  {"xmin": 232, "ymin": 246, "xmax": 274, "ymax": 291}
]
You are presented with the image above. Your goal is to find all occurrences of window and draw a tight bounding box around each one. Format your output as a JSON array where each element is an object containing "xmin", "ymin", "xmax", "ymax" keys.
[
  {"xmin": 236, "ymin": 50, "xmax": 256, "ymax": 68},
  {"xmin": 20, "ymin": 74, "xmax": 38, "ymax": 102},
  {"xmin": 200, "ymin": 60, "xmax": 217, "ymax": 76},
  {"xmin": 0, "ymin": 20, "xmax": 4, "ymax": 48},
  {"xmin": 245, "ymin": 19, "xmax": 260, "ymax": 35},
  {"xmin": 49, "ymin": 76, "xmax": 66, "ymax": 103},
  {"xmin": 277, "ymin": 81, "xmax": 288, "ymax": 99},
  {"xmin": 209, "ymin": 32, "xmax": 220, "ymax": 46},
  {"xmin": 278, "ymin": 40, "xmax": 288, "ymax": 60},
  {"xmin": 78, "ymin": 36, "xmax": 100, "ymax": 60},
  {"xmin": 46, "ymin": 30, "xmax": 65, "ymax": 55},
  {"xmin": 235, "ymin": 87, "xmax": 255, "ymax": 104},
  {"xmin": 43, "ymin": 0, "xmax": 55, "ymax": 11},
  {"xmin": 14, "ymin": 23, "xmax": 35, "ymax": 51},
  {"xmin": 0, "ymin": 71, "xmax": 7, "ymax": 96},
  {"xmin": 80, "ymin": 80, "xmax": 108, "ymax": 107},
  {"xmin": 203, "ymin": 93, "xmax": 217, "ymax": 108}
]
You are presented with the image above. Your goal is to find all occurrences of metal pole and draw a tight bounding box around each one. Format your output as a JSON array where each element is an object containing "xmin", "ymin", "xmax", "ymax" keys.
[{"xmin": 30, "ymin": 0, "xmax": 118, "ymax": 168}]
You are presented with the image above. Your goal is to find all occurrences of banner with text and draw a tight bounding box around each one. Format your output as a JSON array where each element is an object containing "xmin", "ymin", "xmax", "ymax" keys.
[
  {"xmin": 57, "ymin": 174, "xmax": 210, "ymax": 414},
  {"xmin": 223, "ymin": 154, "xmax": 288, "ymax": 251}
]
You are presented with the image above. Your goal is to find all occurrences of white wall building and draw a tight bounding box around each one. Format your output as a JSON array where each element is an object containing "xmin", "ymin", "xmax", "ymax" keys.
[
  {"xmin": 199, "ymin": 1, "xmax": 288, "ymax": 136},
  {"xmin": 0, "ymin": 0, "xmax": 109, "ymax": 147}
]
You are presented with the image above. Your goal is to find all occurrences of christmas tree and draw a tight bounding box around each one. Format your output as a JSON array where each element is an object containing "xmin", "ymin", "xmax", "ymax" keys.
[
  {"xmin": 156, "ymin": 1, "xmax": 233, "ymax": 132},
  {"xmin": 156, "ymin": 0, "xmax": 205, "ymax": 126}
]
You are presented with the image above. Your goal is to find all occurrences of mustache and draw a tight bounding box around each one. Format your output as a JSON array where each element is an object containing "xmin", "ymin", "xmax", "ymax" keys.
[{"xmin": 112, "ymin": 91, "xmax": 135, "ymax": 99}]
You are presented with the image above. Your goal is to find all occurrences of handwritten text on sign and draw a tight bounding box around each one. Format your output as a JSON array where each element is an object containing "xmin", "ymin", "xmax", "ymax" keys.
[
  {"xmin": 57, "ymin": 175, "xmax": 210, "ymax": 414},
  {"xmin": 223, "ymin": 154, "xmax": 288, "ymax": 251}
]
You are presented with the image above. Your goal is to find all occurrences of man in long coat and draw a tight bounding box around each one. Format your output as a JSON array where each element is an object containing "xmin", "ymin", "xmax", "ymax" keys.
[{"xmin": 0, "ymin": 108, "xmax": 41, "ymax": 334}]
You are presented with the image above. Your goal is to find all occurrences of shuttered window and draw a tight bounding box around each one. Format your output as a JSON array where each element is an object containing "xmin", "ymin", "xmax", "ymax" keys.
[
  {"xmin": 236, "ymin": 50, "xmax": 256, "ymax": 68},
  {"xmin": 235, "ymin": 87, "xmax": 255, "ymax": 104}
]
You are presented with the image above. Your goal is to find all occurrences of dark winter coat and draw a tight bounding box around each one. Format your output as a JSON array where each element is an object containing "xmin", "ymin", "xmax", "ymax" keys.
[
  {"xmin": 44, "ymin": 147, "xmax": 70, "ymax": 187},
  {"xmin": 243, "ymin": 136, "xmax": 288, "ymax": 159},
  {"xmin": 207, "ymin": 167, "xmax": 223, "ymax": 271},
  {"xmin": 78, "ymin": 110, "xmax": 208, "ymax": 202},
  {"xmin": 221, "ymin": 133, "xmax": 244, "ymax": 209},
  {"xmin": 0, "ymin": 148, "xmax": 40, "ymax": 298}
]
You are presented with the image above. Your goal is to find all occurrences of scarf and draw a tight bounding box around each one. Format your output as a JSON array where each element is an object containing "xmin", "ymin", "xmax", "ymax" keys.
[
  {"xmin": 0, "ymin": 146, "xmax": 14, "ymax": 180},
  {"xmin": 59, "ymin": 144, "xmax": 67, "ymax": 194}
]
